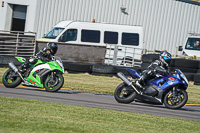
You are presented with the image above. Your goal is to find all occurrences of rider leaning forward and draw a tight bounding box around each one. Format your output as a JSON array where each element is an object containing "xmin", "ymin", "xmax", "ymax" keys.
[
  {"xmin": 136, "ymin": 52, "xmax": 172, "ymax": 88},
  {"xmin": 19, "ymin": 42, "xmax": 58, "ymax": 72}
]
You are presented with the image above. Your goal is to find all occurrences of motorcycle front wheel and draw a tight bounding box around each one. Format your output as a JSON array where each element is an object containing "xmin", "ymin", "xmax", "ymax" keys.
[
  {"xmin": 44, "ymin": 73, "xmax": 64, "ymax": 92},
  {"xmin": 2, "ymin": 68, "xmax": 22, "ymax": 88},
  {"xmin": 114, "ymin": 83, "xmax": 137, "ymax": 104},
  {"xmin": 163, "ymin": 89, "xmax": 188, "ymax": 109}
]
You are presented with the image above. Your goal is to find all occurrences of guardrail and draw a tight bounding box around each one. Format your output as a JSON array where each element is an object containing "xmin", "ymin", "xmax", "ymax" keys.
[
  {"xmin": 0, "ymin": 30, "xmax": 36, "ymax": 57},
  {"xmin": 105, "ymin": 44, "xmax": 143, "ymax": 67}
]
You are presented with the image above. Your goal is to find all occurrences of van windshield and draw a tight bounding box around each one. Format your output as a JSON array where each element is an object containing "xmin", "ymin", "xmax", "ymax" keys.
[
  {"xmin": 44, "ymin": 27, "xmax": 64, "ymax": 39},
  {"xmin": 185, "ymin": 38, "xmax": 200, "ymax": 50}
]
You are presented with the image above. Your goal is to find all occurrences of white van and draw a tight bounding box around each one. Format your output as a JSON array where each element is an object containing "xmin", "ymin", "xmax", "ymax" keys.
[
  {"xmin": 179, "ymin": 33, "xmax": 200, "ymax": 57},
  {"xmin": 38, "ymin": 20, "xmax": 144, "ymax": 66}
]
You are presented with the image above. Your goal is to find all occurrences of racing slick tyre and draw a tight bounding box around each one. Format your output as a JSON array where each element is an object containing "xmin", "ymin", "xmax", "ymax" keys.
[
  {"xmin": 114, "ymin": 83, "xmax": 137, "ymax": 104},
  {"xmin": 44, "ymin": 73, "xmax": 64, "ymax": 92},
  {"xmin": 163, "ymin": 89, "xmax": 188, "ymax": 109},
  {"xmin": 2, "ymin": 68, "xmax": 22, "ymax": 88}
]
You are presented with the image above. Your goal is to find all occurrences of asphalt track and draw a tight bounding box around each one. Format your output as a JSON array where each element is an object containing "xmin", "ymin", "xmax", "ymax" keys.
[{"xmin": 0, "ymin": 85, "xmax": 200, "ymax": 121}]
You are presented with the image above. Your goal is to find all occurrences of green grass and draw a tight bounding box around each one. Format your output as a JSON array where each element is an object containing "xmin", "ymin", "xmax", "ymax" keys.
[
  {"xmin": 0, "ymin": 68, "xmax": 200, "ymax": 104},
  {"xmin": 63, "ymin": 73, "xmax": 122, "ymax": 95},
  {"xmin": 0, "ymin": 96, "xmax": 200, "ymax": 133}
]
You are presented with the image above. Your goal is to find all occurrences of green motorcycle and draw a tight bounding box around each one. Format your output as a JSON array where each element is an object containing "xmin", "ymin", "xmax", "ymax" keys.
[{"xmin": 2, "ymin": 56, "xmax": 64, "ymax": 92}]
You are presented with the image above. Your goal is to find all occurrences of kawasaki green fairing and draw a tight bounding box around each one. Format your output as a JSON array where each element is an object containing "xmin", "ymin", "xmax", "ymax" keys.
[
  {"xmin": 15, "ymin": 56, "xmax": 64, "ymax": 88},
  {"xmin": 15, "ymin": 57, "xmax": 26, "ymax": 63}
]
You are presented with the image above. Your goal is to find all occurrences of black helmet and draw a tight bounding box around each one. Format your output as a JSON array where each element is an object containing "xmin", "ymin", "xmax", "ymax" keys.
[
  {"xmin": 47, "ymin": 42, "xmax": 58, "ymax": 55},
  {"xmin": 159, "ymin": 51, "xmax": 172, "ymax": 66}
]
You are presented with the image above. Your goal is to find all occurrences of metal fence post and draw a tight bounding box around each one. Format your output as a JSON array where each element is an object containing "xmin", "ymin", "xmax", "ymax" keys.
[
  {"xmin": 175, "ymin": 46, "xmax": 178, "ymax": 58},
  {"xmin": 113, "ymin": 45, "xmax": 118, "ymax": 65},
  {"xmin": 132, "ymin": 48, "xmax": 135, "ymax": 67},
  {"xmin": 33, "ymin": 34, "xmax": 36, "ymax": 56},
  {"xmin": 16, "ymin": 32, "xmax": 19, "ymax": 55}
]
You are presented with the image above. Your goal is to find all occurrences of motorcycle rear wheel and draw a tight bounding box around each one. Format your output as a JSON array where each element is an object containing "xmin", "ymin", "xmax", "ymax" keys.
[
  {"xmin": 2, "ymin": 69, "xmax": 22, "ymax": 88},
  {"xmin": 163, "ymin": 89, "xmax": 188, "ymax": 109},
  {"xmin": 114, "ymin": 83, "xmax": 137, "ymax": 104},
  {"xmin": 44, "ymin": 73, "xmax": 64, "ymax": 92}
]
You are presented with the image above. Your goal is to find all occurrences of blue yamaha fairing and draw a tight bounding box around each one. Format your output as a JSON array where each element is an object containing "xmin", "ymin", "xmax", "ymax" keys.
[
  {"xmin": 115, "ymin": 68, "xmax": 189, "ymax": 109},
  {"xmin": 127, "ymin": 68, "xmax": 188, "ymax": 91}
]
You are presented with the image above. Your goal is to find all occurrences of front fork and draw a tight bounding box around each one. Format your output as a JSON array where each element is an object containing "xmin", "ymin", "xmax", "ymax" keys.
[
  {"xmin": 172, "ymin": 86, "xmax": 177, "ymax": 97},
  {"xmin": 50, "ymin": 72, "xmax": 57, "ymax": 79},
  {"xmin": 169, "ymin": 86, "xmax": 182, "ymax": 104}
]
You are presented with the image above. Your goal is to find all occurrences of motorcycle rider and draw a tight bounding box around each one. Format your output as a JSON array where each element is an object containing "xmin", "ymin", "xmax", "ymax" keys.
[
  {"xmin": 136, "ymin": 51, "xmax": 172, "ymax": 88},
  {"xmin": 19, "ymin": 42, "xmax": 58, "ymax": 72}
]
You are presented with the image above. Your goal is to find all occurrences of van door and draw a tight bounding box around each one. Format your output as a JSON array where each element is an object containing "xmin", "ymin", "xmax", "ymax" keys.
[
  {"xmin": 59, "ymin": 29, "xmax": 78, "ymax": 42},
  {"xmin": 105, "ymin": 31, "xmax": 143, "ymax": 67}
]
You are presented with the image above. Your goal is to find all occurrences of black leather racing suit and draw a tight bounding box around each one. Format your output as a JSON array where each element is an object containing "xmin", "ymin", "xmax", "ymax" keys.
[
  {"xmin": 138, "ymin": 60, "xmax": 169, "ymax": 85},
  {"xmin": 36, "ymin": 47, "xmax": 53, "ymax": 62},
  {"xmin": 19, "ymin": 47, "xmax": 53, "ymax": 71}
]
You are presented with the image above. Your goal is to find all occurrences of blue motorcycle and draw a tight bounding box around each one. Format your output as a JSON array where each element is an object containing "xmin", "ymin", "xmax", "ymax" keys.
[{"xmin": 114, "ymin": 68, "xmax": 188, "ymax": 109}]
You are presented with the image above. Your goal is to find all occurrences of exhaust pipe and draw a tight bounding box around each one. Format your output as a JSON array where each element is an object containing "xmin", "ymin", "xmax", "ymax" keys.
[
  {"xmin": 117, "ymin": 72, "xmax": 140, "ymax": 94},
  {"xmin": 9, "ymin": 62, "xmax": 19, "ymax": 73},
  {"xmin": 8, "ymin": 62, "xmax": 25, "ymax": 82},
  {"xmin": 117, "ymin": 72, "xmax": 132, "ymax": 86}
]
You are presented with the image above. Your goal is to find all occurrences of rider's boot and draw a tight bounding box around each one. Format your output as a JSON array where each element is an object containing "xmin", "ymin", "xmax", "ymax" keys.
[
  {"xmin": 136, "ymin": 80, "xmax": 143, "ymax": 88},
  {"xmin": 135, "ymin": 76, "xmax": 144, "ymax": 90}
]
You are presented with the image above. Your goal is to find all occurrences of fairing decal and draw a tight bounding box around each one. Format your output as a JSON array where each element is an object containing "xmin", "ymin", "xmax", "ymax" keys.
[{"xmin": 31, "ymin": 64, "xmax": 51, "ymax": 73}]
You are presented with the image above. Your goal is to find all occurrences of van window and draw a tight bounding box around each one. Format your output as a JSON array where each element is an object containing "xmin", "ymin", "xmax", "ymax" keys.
[
  {"xmin": 122, "ymin": 33, "xmax": 139, "ymax": 46},
  {"xmin": 81, "ymin": 30, "xmax": 100, "ymax": 43},
  {"xmin": 185, "ymin": 38, "xmax": 200, "ymax": 50},
  {"xmin": 44, "ymin": 27, "xmax": 64, "ymax": 39},
  {"xmin": 59, "ymin": 29, "xmax": 77, "ymax": 42},
  {"xmin": 104, "ymin": 31, "xmax": 118, "ymax": 44}
]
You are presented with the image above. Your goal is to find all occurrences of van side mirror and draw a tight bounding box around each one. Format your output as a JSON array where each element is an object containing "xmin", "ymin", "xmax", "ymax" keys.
[{"xmin": 178, "ymin": 46, "xmax": 183, "ymax": 51}]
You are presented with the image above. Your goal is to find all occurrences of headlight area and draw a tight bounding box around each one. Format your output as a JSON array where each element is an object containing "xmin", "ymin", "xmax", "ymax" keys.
[
  {"xmin": 180, "ymin": 73, "xmax": 188, "ymax": 85},
  {"xmin": 56, "ymin": 60, "xmax": 65, "ymax": 73}
]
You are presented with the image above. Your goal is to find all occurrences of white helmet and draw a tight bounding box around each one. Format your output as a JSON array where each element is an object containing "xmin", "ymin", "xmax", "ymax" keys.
[{"xmin": 160, "ymin": 52, "xmax": 172, "ymax": 66}]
